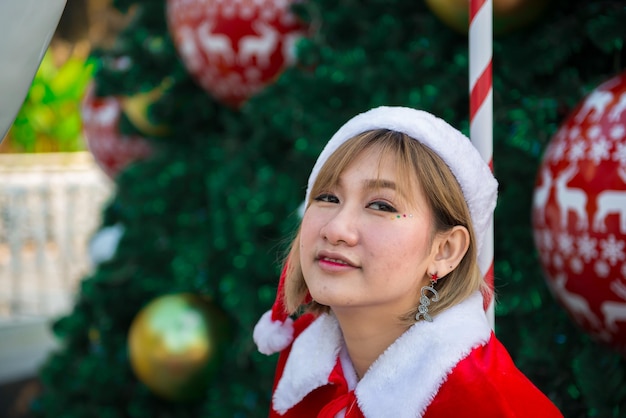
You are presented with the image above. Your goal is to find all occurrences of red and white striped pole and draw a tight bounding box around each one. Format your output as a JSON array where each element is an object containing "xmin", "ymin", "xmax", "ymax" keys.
[{"xmin": 469, "ymin": 0, "xmax": 495, "ymax": 328}]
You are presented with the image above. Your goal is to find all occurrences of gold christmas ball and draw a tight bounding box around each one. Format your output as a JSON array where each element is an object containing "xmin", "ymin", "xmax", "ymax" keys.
[
  {"xmin": 424, "ymin": 0, "xmax": 551, "ymax": 36},
  {"xmin": 128, "ymin": 293, "xmax": 231, "ymax": 401}
]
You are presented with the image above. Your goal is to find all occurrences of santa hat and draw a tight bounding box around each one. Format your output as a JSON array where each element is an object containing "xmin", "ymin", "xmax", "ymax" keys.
[{"xmin": 253, "ymin": 106, "xmax": 498, "ymax": 355}]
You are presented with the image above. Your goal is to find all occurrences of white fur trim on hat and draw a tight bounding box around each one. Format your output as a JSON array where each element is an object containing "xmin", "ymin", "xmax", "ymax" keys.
[
  {"xmin": 305, "ymin": 106, "xmax": 498, "ymax": 272},
  {"xmin": 253, "ymin": 310, "xmax": 295, "ymax": 355}
]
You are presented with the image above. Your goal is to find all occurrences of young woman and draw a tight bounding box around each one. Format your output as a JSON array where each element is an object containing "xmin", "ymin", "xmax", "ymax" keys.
[{"xmin": 254, "ymin": 107, "xmax": 563, "ymax": 417}]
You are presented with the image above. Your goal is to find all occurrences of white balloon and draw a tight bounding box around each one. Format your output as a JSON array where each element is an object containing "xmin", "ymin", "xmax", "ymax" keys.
[{"xmin": 0, "ymin": 0, "xmax": 67, "ymax": 141}]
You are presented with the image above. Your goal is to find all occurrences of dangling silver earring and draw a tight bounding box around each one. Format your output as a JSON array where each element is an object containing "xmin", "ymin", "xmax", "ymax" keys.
[{"xmin": 415, "ymin": 273, "xmax": 440, "ymax": 322}]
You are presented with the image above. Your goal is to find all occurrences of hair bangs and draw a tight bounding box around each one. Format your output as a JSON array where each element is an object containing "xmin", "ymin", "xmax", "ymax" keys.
[{"xmin": 307, "ymin": 130, "xmax": 421, "ymax": 211}]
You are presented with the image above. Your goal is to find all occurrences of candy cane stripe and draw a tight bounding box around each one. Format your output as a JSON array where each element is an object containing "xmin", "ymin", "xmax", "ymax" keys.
[
  {"xmin": 470, "ymin": 0, "xmax": 488, "ymax": 17},
  {"xmin": 470, "ymin": 60, "xmax": 492, "ymax": 122},
  {"xmin": 469, "ymin": 3, "xmax": 492, "ymax": 90},
  {"xmin": 469, "ymin": 0, "xmax": 494, "ymax": 326},
  {"xmin": 470, "ymin": 85, "xmax": 493, "ymax": 168}
]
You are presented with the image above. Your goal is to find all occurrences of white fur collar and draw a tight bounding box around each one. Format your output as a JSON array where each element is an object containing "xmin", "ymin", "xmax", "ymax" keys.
[{"xmin": 273, "ymin": 291, "xmax": 491, "ymax": 417}]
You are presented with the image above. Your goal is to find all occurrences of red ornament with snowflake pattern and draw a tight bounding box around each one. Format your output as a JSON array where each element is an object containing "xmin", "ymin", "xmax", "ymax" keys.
[
  {"xmin": 81, "ymin": 84, "xmax": 153, "ymax": 179},
  {"xmin": 167, "ymin": 0, "xmax": 306, "ymax": 108},
  {"xmin": 532, "ymin": 71, "xmax": 626, "ymax": 356}
]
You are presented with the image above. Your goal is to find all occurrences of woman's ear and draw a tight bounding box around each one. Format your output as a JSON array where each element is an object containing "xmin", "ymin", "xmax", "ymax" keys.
[{"xmin": 430, "ymin": 226, "xmax": 470, "ymax": 276}]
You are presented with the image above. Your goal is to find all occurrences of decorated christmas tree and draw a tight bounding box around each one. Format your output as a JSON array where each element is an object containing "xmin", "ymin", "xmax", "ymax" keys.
[{"xmin": 34, "ymin": 0, "xmax": 626, "ymax": 417}]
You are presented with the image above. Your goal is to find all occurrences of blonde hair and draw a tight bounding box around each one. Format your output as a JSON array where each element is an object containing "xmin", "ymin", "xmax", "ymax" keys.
[{"xmin": 283, "ymin": 129, "xmax": 491, "ymax": 323}]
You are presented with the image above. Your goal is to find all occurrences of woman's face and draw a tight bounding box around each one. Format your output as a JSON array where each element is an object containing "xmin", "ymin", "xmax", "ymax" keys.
[{"xmin": 300, "ymin": 148, "xmax": 439, "ymax": 318}]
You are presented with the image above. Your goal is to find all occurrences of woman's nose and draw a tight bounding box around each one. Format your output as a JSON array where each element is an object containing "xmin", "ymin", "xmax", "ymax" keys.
[{"xmin": 319, "ymin": 205, "xmax": 359, "ymax": 246}]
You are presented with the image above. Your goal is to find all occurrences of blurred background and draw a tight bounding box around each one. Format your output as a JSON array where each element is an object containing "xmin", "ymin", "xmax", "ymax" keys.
[{"xmin": 0, "ymin": 0, "xmax": 625, "ymax": 417}]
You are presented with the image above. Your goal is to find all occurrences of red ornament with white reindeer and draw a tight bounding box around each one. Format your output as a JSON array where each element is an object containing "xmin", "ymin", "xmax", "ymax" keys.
[
  {"xmin": 81, "ymin": 84, "xmax": 153, "ymax": 179},
  {"xmin": 532, "ymin": 71, "xmax": 626, "ymax": 355},
  {"xmin": 166, "ymin": 0, "xmax": 306, "ymax": 108}
]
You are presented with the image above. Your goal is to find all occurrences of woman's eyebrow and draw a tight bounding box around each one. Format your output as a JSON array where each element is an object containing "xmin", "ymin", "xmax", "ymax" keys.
[{"xmin": 362, "ymin": 179, "xmax": 397, "ymax": 191}]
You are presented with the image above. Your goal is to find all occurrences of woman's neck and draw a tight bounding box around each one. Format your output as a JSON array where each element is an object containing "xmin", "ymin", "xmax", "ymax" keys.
[{"xmin": 333, "ymin": 308, "xmax": 411, "ymax": 380}]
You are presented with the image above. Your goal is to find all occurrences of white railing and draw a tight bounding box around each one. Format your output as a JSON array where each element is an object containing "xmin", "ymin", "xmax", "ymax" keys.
[{"xmin": 0, "ymin": 152, "xmax": 113, "ymax": 383}]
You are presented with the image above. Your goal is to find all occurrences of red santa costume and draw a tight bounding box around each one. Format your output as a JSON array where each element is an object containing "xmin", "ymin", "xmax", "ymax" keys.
[
  {"xmin": 268, "ymin": 291, "xmax": 562, "ymax": 418},
  {"xmin": 253, "ymin": 107, "xmax": 564, "ymax": 417}
]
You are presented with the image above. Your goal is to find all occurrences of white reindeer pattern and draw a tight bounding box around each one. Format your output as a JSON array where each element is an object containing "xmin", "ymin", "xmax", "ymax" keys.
[
  {"xmin": 553, "ymin": 273, "xmax": 602, "ymax": 328},
  {"xmin": 575, "ymin": 90, "xmax": 614, "ymax": 123},
  {"xmin": 238, "ymin": 21, "xmax": 279, "ymax": 68},
  {"xmin": 608, "ymin": 92, "xmax": 626, "ymax": 122},
  {"xmin": 610, "ymin": 280, "xmax": 626, "ymax": 301},
  {"xmin": 197, "ymin": 21, "xmax": 235, "ymax": 65},
  {"xmin": 602, "ymin": 301, "xmax": 626, "ymax": 332},
  {"xmin": 593, "ymin": 167, "xmax": 626, "ymax": 234},
  {"xmin": 533, "ymin": 167, "xmax": 552, "ymax": 225},
  {"xmin": 601, "ymin": 280, "xmax": 626, "ymax": 332},
  {"xmin": 555, "ymin": 165, "xmax": 588, "ymax": 229}
]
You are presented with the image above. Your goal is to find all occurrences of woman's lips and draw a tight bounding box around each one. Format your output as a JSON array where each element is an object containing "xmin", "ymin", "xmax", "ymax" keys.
[{"xmin": 316, "ymin": 251, "xmax": 358, "ymax": 271}]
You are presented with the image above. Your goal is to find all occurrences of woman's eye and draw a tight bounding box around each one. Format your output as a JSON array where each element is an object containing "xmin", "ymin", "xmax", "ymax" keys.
[
  {"xmin": 314, "ymin": 193, "xmax": 339, "ymax": 204},
  {"xmin": 368, "ymin": 201, "xmax": 397, "ymax": 213}
]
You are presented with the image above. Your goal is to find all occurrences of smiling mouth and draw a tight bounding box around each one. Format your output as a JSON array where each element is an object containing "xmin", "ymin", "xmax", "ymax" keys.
[
  {"xmin": 317, "ymin": 254, "xmax": 358, "ymax": 269},
  {"xmin": 321, "ymin": 257, "xmax": 350, "ymax": 265}
]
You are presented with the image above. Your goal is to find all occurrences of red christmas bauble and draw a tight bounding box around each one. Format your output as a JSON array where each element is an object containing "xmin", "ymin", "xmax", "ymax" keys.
[
  {"xmin": 81, "ymin": 84, "xmax": 153, "ymax": 179},
  {"xmin": 532, "ymin": 71, "xmax": 626, "ymax": 355},
  {"xmin": 167, "ymin": 0, "xmax": 306, "ymax": 108}
]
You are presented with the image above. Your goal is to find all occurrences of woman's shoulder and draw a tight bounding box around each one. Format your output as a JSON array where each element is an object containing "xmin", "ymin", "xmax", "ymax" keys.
[{"xmin": 424, "ymin": 333, "xmax": 564, "ymax": 418}]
